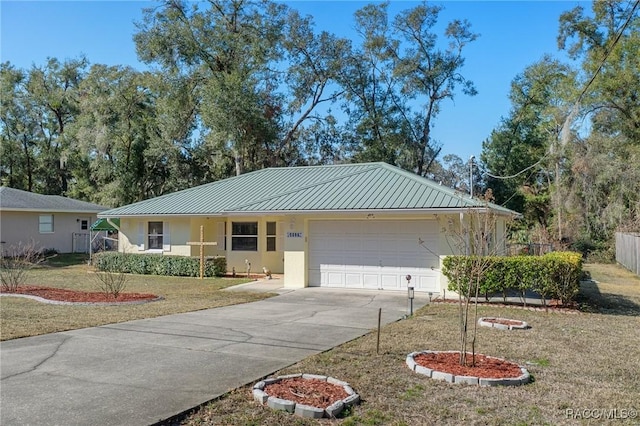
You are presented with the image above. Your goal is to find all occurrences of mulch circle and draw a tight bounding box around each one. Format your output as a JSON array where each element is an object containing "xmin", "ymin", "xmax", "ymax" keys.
[
  {"xmin": 264, "ymin": 377, "xmax": 348, "ymax": 409},
  {"xmin": 413, "ymin": 351, "xmax": 523, "ymax": 379},
  {"xmin": 254, "ymin": 374, "xmax": 360, "ymax": 419},
  {"xmin": 0, "ymin": 285, "xmax": 160, "ymax": 304},
  {"xmin": 407, "ymin": 350, "xmax": 531, "ymax": 386}
]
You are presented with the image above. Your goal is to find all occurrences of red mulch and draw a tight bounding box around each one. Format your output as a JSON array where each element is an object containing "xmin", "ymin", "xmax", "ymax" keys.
[
  {"xmin": 414, "ymin": 352, "xmax": 523, "ymax": 379},
  {"xmin": 264, "ymin": 378, "xmax": 348, "ymax": 409},
  {"xmin": 0, "ymin": 285, "xmax": 158, "ymax": 303}
]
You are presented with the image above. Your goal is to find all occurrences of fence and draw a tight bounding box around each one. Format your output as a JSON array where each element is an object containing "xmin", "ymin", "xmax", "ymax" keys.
[{"xmin": 615, "ymin": 232, "xmax": 640, "ymax": 276}]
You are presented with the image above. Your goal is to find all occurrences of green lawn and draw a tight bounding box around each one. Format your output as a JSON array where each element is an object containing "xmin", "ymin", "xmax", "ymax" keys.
[
  {"xmin": 0, "ymin": 255, "xmax": 273, "ymax": 341},
  {"xmin": 176, "ymin": 263, "xmax": 640, "ymax": 425}
]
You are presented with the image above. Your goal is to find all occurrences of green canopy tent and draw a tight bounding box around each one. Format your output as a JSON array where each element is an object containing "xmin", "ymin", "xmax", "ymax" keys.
[{"xmin": 89, "ymin": 218, "xmax": 120, "ymax": 261}]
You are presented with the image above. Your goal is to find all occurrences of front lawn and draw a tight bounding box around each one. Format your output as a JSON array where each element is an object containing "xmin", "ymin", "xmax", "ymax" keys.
[
  {"xmin": 176, "ymin": 263, "xmax": 640, "ymax": 425},
  {"xmin": 0, "ymin": 259, "xmax": 272, "ymax": 341}
]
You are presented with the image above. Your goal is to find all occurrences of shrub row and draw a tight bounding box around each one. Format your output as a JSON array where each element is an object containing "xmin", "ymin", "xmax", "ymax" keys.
[
  {"xmin": 442, "ymin": 252, "xmax": 583, "ymax": 305},
  {"xmin": 93, "ymin": 252, "xmax": 226, "ymax": 278}
]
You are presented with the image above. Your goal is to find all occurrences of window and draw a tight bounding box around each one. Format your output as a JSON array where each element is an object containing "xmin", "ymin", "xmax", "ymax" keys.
[
  {"xmin": 39, "ymin": 215, "xmax": 54, "ymax": 233},
  {"xmin": 148, "ymin": 221, "xmax": 163, "ymax": 250},
  {"xmin": 232, "ymin": 222, "xmax": 258, "ymax": 251},
  {"xmin": 80, "ymin": 220, "xmax": 89, "ymax": 230},
  {"xmin": 266, "ymin": 221, "xmax": 276, "ymax": 252}
]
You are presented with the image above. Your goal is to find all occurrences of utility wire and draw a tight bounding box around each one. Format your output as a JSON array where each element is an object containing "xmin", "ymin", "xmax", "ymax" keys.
[
  {"xmin": 484, "ymin": 155, "xmax": 547, "ymax": 180},
  {"xmin": 576, "ymin": 0, "xmax": 639, "ymax": 104},
  {"xmin": 477, "ymin": 1, "xmax": 638, "ymax": 205},
  {"xmin": 486, "ymin": 2, "xmax": 638, "ymax": 180}
]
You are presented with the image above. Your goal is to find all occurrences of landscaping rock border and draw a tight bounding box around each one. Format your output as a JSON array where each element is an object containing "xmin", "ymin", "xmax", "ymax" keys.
[
  {"xmin": 406, "ymin": 350, "xmax": 531, "ymax": 387},
  {"xmin": 253, "ymin": 374, "xmax": 360, "ymax": 419},
  {"xmin": 478, "ymin": 317, "xmax": 530, "ymax": 330},
  {"xmin": 0, "ymin": 293, "xmax": 164, "ymax": 306}
]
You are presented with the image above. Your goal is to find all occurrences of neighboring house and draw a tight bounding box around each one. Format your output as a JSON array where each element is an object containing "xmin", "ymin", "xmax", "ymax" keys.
[
  {"xmin": 99, "ymin": 162, "xmax": 519, "ymax": 293},
  {"xmin": 0, "ymin": 187, "xmax": 107, "ymax": 254}
]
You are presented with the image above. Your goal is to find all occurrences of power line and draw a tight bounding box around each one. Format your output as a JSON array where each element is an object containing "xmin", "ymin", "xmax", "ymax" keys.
[
  {"xmin": 576, "ymin": 0, "xmax": 639, "ymax": 104},
  {"xmin": 484, "ymin": 155, "xmax": 547, "ymax": 180},
  {"xmin": 560, "ymin": 0, "xmax": 640, "ymax": 145},
  {"xmin": 488, "ymin": 2, "xmax": 639, "ymax": 178}
]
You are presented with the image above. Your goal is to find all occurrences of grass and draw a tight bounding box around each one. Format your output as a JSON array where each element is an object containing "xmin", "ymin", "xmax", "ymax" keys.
[
  {"xmin": 0, "ymin": 254, "xmax": 272, "ymax": 341},
  {"xmin": 173, "ymin": 263, "xmax": 640, "ymax": 425}
]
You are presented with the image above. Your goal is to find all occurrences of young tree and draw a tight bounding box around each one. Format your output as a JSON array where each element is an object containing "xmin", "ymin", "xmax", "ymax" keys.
[
  {"xmin": 0, "ymin": 242, "xmax": 44, "ymax": 292},
  {"xmin": 440, "ymin": 191, "xmax": 508, "ymax": 366}
]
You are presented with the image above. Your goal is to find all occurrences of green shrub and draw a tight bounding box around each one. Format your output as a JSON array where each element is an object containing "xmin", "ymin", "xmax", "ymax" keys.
[
  {"xmin": 94, "ymin": 253, "xmax": 226, "ymax": 278},
  {"xmin": 443, "ymin": 252, "xmax": 583, "ymax": 304}
]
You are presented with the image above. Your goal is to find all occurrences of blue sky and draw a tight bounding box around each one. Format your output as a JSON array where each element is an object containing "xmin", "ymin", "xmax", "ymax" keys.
[{"xmin": 1, "ymin": 0, "xmax": 583, "ymax": 161}]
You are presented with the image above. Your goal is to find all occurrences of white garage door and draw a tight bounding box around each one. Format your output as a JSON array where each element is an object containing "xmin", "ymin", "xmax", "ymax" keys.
[{"xmin": 308, "ymin": 220, "xmax": 439, "ymax": 291}]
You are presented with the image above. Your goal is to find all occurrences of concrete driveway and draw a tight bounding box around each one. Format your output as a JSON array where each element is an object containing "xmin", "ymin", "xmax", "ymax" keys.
[{"xmin": 1, "ymin": 282, "xmax": 428, "ymax": 426}]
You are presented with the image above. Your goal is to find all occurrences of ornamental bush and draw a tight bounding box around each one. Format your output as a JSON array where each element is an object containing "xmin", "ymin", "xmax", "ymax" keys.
[
  {"xmin": 94, "ymin": 253, "xmax": 226, "ymax": 277},
  {"xmin": 443, "ymin": 252, "xmax": 582, "ymax": 304}
]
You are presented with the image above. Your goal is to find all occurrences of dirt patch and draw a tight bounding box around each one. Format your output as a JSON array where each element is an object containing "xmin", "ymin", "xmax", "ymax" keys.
[
  {"xmin": 414, "ymin": 352, "xmax": 523, "ymax": 379},
  {"xmin": 0, "ymin": 285, "xmax": 158, "ymax": 303},
  {"xmin": 264, "ymin": 377, "xmax": 348, "ymax": 409}
]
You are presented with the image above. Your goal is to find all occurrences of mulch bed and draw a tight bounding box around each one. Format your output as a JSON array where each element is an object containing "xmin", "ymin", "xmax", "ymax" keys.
[
  {"xmin": 264, "ymin": 378, "xmax": 348, "ymax": 409},
  {"xmin": 414, "ymin": 352, "xmax": 523, "ymax": 379},
  {"xmin": 0, "ymin": 285, "xmax": 158, "ymax": 303}
]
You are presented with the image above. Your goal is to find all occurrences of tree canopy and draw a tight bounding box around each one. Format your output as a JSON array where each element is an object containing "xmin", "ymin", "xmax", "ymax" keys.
[{"xmin": 2, "ymin": 0, "xmax": 638, "ymax": 257}]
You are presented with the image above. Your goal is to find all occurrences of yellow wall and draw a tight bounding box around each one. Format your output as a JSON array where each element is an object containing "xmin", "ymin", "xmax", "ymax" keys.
[
  {"xmin": 224, "ymin": 216, "xmax": 285, "ymax": 275},
  {"xmin": 115, "ymin": 211, "xmax": 509, "ymax": 294},
  {"xmin": 119, "ymin": 217, "xmax": 190, "ymax": 256},
  {"xmin": 118, "ymin": 216, "xmax": 286, "ymax": 275},
  {"xmin": 283, "ymin": 215, "xmax": 306, "ymax": 288},
  {"xmin": 0, "ymin": 211, "xmax": 98, "ymax": 254}
]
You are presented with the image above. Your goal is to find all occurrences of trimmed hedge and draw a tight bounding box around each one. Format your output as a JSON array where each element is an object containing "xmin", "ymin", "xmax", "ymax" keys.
[
  {"xmin": 93, "ymin": 252, "xmax": 226, "ymax": 278},
  {"xmin": 442, "ymin": 252, "xmax": 582, "ymax": 304}
]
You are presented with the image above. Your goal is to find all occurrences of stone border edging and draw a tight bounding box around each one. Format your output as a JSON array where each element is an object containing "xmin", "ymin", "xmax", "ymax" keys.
[
  {"xmin": 478, "ymin": 317, "xmax": 530, "ymax": 330},
  {"xmin": 0, "ymin": 293, "xmax": 164, "ymax": 306},
  {"xmin": 253, "ymin": 373, "xmax": 360, "ymax": 419},
  {"xmin": 406, "ymin": 350, "xmax": 530, "ymax": 387}
]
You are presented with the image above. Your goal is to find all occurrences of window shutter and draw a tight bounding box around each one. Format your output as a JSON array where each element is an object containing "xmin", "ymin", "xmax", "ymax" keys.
[
  {"xmin": 277, "ymin": 221, "xmax": 284, "ymax": 252},
  {"xmin": 137, "ymin": 222, "xmax": 145, "ymax": 251},
  {"xmin": 163, "ymin": 222, "xmax": 171, "ymax": 252},
  {"xmin": 217, "ymin": 222, "xmax": 225, "ymax": 250}
]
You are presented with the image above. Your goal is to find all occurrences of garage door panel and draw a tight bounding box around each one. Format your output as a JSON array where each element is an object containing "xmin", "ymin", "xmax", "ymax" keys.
[
  {"xmin": 363, "ymin": 274, "xmax": 380, "ymax": 289},
  {"xmin": 381, "ymin": 274, "xmax": 399, "ymax": 289},
  {"xmin": 345, "ymin": 239, "xmax": 363, "ymax": 251},
  {"xmin": 308, "ymin": 220, "xmax": 438, "ymax": 291},
  {"xmin": 345, "ymin": 273, "xmax": 362, "ymax": 287},
  {"xmin": 326, "ymin": 272, "xmax": 345, "ymax": 287},
  {"xmin": 418, "ymin": 275, "xmax": 437, "ymax": 290}
]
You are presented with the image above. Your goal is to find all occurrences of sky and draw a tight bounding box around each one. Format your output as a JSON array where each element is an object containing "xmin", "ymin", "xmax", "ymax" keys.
[{"xmin": 0, "ymin": 0, "xmax": 584, "ymax": 162}]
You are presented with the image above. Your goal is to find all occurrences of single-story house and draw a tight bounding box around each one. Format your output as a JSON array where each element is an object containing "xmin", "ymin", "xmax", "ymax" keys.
[
  {"xmin": 99, "ymin": 162, "xmax": 519, "ymax": 293},
  {"xmin": 0, "ymin": 187, "xmax": 107, "ymax": 254}
]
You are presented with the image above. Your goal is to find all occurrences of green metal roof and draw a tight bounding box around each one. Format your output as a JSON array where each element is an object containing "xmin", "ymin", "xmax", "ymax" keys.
[
  {"xmin": 91, "ymin": 218, "xmax": 120, "ymax": 231},
  {"xmin": 99, "ymin": 162, "xmax": 519, "ymax": 217}
]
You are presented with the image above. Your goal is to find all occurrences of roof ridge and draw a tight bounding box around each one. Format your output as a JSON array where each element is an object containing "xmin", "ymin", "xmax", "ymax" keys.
[{"xmin": 224, "ymin": 163, "xmax": 380, "ymax": 211}]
